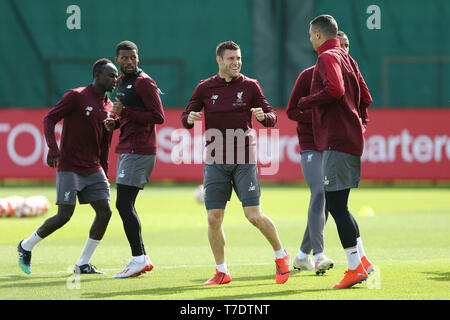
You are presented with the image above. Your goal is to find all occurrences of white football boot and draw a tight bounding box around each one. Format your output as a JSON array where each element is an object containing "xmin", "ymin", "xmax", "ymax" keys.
[
  {"xmin": 113, "ymin": 256, "xmax": 153, "ymax": 278},
  {"xmin": 293, "ymin": 255, "xmax": 315, "ymax": 271},
  {"xmin": 315, "ymin": 255, "xmax": 334, "ymax": 275}
]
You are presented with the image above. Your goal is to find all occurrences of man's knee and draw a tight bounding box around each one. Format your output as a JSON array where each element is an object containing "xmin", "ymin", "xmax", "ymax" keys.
[
  {"xmin": 56, "ymin": 205, "xmax": 75, "ymax": 226},
  {"xmin": 207, "ymin": 210, "xmax": 224, "ymax": 229},
  {"xmin": 92, "ymin": 200, "xmax": 112, "ymax": 219},
  {"xmin": 244, "ymin": 206, "xmax": 263, "ymax": 226}
]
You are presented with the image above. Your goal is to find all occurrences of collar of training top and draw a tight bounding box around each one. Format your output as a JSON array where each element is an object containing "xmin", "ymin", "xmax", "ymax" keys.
[{"xmin": 317, "ymin": 38, "xmax": 341, "ymax": 55}]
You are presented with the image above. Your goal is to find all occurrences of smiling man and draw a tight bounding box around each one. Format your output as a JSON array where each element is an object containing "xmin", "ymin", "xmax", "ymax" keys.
[{"xmin": 181, "ymin": 41, "xmax": 290, "ymax": 285}]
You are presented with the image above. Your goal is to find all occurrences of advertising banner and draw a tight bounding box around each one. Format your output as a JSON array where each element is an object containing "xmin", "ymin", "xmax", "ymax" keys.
[{"xmin": 1, "ymin": 108, "xmax": 449, "ymax": 181}]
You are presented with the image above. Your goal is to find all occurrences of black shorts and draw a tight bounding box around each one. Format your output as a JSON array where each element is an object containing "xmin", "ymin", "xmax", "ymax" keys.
[{"xmin": 203, "ymin": 164, "xmax": 261, "ymax": 210}]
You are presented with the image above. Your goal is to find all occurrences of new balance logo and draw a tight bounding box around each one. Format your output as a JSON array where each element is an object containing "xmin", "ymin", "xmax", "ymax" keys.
[
  {"xmin": 85, "ymin": 106, "xmax": 93, "ymax": 116},
  {"xmin": 248, "ymin": 182, "xmax": 256, "ymax": 192},
  {"xmin": 64, "ymin": 192, "xmax": 70, "ymax": 202},
  {"xmin": 126, "ymin": 85, "xmax": 132, "ymax": 89}
]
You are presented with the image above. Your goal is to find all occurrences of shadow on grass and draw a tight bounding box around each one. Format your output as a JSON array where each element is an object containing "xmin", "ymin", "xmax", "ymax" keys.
[
  {"xmin": 0, "ymin": 274, "xmax": 111, "ymax": 289},
  {"xmin": 423, "ymin": 271, "xmax": 450, "ymax": 282},
  {"xmin": 81, "ymin": 271, "xmax": 346, "ymax": 300}
]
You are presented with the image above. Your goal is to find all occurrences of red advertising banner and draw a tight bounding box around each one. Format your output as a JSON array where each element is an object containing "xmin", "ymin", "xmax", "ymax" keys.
[{"xmin": 0, "ymin": 108, "xmax": 449, "ymax": 181}]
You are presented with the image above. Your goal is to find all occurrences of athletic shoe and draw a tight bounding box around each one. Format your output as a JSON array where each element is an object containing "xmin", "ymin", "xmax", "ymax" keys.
[
  {"xmin": 315, "ymin": 255, "xmax": 334, "ymax": 275},
  {"xmin": 293, "ymin": 255, "xmax": 314, "ymax": 271},
  {"xmin": 203, "ymin": 269, "xmax": 232, "ymax": 285},
  {"xmin": 361, "ymin": 256, "xmax": 374, "ymax": 275},
  {"xmin": 74, "ymin": 263, "xmax": 105, "ymax": 274},
  {"xmin": 332, "ymin": 263, "xmax": 368, "ymax": 289},
  {"xmin": 275, "ymin": 250, "xmax": 291, "ymax": 284},
  {"xmin": 17, "ymin": 240, "xmax": 32, "ymax": 274},
  {"xmin": 113, "ymin": 258, "xmax": 154, "ymax": 279}
]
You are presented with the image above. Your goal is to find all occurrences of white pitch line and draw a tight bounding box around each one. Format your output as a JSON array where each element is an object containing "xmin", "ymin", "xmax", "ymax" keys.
[
  {"xmin": 3, "ymin": 258, "xmax": 445, "ymax": 277},
  {"xmin": 0, "ymin": 262, "xmax": 274, "ymax": 277}
]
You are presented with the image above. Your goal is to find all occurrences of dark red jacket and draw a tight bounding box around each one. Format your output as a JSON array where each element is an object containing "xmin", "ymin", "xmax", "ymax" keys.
[
  {"xmin": 115, "ymin": 70, "xmax": 165, "ymax": 155},
  {"xmin": 181, "ymin": 74, "xmax": 277, "ymax": 164},
  {"xmin": 298, "ymin": 38, "xmax": 372, "ymax": 156},
  {"xmin": 286, "ymin": 66, "xmax": 317, "ymax": 151},
  {"xmin": 43, "ymin": 84, "xmax": 113, "ymax": 175}
]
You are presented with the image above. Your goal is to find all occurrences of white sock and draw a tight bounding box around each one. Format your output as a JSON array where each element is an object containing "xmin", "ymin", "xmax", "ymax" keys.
[
  {"xmin": 344, "ymin": 247, "xmax": 361, "ymax": 270},
  {"xmin": 357, "ymin": 237, "xmax": 366, "ymax": 258},
  {"xmin": 76, "ymin": 238, "xmax": 100, "ymax": 266},
  {"xmin": 217, "ymin": 263, "xmax": 228, "ymax": 274},
  {"xmin": 313, "ymin": 252, "xmax": 324, "ymax": 264},
  {"xmin": 132, "ymin": 254, "xmax": 146, "ymax": 264},
  {"xmin": 274, "ymin": 248, "xmax": 285, "ymax": 259},
  {"xmin": 21, "ymin": 231, "xmax": 43, "ymax": 251},
  {"xmin": 296, "ymin": 250, "xmax": 308, "ymax": 260}
]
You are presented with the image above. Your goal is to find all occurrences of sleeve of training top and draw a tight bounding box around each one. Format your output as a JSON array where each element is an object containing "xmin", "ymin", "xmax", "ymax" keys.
[
  {"xmin": 286, "ymin": 71, "xmax": 312, "ymax": 123},
  {"xmin": 298, "ymin": 53, "xmax": 345, "ymax": 109},
  {"xmin": 357, "ymin": 69, "xmax": 373, "ymax": 123},
  {"xmin": 120, "ymin": 77, "xmax": 165, "ymax": 125},
  {"xmin": 99, "ymin": 128, "xmax": 112, "ymax": 178},
  {"xmin": 43, "ymin": 90, "xmax": 78, "ymax": 158},
  {"xmin": 252, "ymin": 80, "xmax": 277, "ymax": 127},
  {"xmin": 181, "ymin": 83, "xmax": 204, "ymax": 129}
]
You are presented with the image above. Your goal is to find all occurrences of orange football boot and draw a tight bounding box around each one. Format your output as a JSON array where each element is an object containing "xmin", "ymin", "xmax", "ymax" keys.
[
  {"xmin": 333, "ymin": 263, "xmax": 368, "ymax": 289},
  {"xmin": 275, "ymin": 250, "xmax": 291, "ymax": 284},
  {"xmin": 361, "ymin": 256, "xmax": 374, "ymax": 274},
  {"xmin": 203, "ymin": 269, "xmax": 232, "ymax": 285}
]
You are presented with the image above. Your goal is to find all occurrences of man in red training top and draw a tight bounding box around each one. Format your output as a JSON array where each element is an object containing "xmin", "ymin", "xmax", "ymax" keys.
[
  {"xmin": 286, "ymin": 30, "xmax": 373, "ymax": 279},
  {"xmin": 298, "ymin": 15, "xmax": 374, "ymax": 289},
  {"xmin": 18, "ymin": 59, "xmax": 118, "ymax": 275},
  {"xmin": 181, "ymin": 41, "xmax": 290, "ymax": 285},
  {"xmin": 104, "ymin": 41, "xmax": 165, "ymax": 279}
]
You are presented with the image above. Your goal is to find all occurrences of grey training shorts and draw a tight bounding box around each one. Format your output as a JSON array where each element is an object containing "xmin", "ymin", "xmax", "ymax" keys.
[
  {"xmin": 203, "ymin": 163, "xmax": 261, "ymax": 210},
  {"xmin": 322, "ymin": 150, "xmax": 361, "ymax": 192},
  {"xmin": 116, "ymin": 153, "xmax": 156, "ymax": 189},
  {"xmin": 56, "ymin": 170, "xmax": 110, "ymax": 205}
]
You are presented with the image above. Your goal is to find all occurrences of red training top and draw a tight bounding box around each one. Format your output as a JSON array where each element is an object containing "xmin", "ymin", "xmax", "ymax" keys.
[
  {"xmin": 181, "ymin": 74, "xmax": 277, "ymax": 164},
  {"xmin": 286, "ymin": 66, "xmax": 317, "ymax": 151},
  {"xmin": 298, "ymin": 38, "xmax": 372, "ymax": 156},
  {"xmin": 43, "ymin": 84, "xmax": 113, "ymax": 175},
  {"xmin": 114, "ymin": 70, "xmax": 165, "ymax": 155}
]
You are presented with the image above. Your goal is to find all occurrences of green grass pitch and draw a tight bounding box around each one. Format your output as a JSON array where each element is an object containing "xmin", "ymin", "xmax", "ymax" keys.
[{"xmin": 0, "ymin": 183, "xmax": 449, "ymax": 300}]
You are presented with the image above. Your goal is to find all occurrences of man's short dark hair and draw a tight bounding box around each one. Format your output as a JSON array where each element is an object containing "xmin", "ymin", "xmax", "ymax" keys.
[
  {"xmin": 337, "ymin": 30, "xmax": 347, "ymax": 38},
  {"xmin": 116, "ymin": 40, "xmax": 138, "ymax": 57},
  {"xmin": 92, "ymin": 58, "xmax": 113, "ymax": 78},
  {"xmin": 216, "ymin": 41, "xmax": 240, "ymax": 58},
  {"xmin": 310, "ymin": 15, "xmax": 338, "ymax": 38}
]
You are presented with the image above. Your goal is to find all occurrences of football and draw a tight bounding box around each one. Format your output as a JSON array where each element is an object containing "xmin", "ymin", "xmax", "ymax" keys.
[
  {"xmin": 194, "ymin": 184, "xmax": 205, "ymax": 203},
  {"xmin": 0, "ymin": 195, "xmax": 50, "ymax": 218}
]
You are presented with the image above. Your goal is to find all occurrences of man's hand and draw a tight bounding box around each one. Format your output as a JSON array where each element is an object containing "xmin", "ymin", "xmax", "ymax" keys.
[
  {"xmin": 46, "ymin": 155, "xmax": 60, "ymax": 168},
  {"xmin": 113, "ymin": 97, "xmax": 124, "ymax": 115},
  {"xmin": 250, "ymin": 108, "xmax": 265, "ymax": 122},
  {"xmin": 103, "ymin": 118, "xmax": 116, "ymax": 132},
  {"xmin": 187, "ymin": 111, "xmax": 202, "ymax": 125}
]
